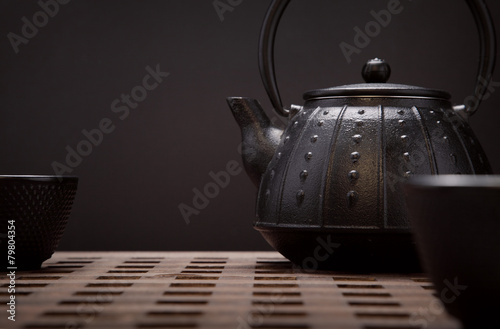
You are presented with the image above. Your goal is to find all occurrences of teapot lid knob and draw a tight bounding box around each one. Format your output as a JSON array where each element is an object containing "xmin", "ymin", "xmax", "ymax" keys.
[{"xmin": 362, "ymin": 58, "xmax": 391, "ymax": 83}]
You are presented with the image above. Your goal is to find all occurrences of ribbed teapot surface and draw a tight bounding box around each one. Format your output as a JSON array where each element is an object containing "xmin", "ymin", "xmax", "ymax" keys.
[
  {"xmin": 256, "ymin": 97, "xmax": 491, "ymax": 231},
  {"xmin": 228, "ymin": 0, "xmax": 496, "ymax": 270}
]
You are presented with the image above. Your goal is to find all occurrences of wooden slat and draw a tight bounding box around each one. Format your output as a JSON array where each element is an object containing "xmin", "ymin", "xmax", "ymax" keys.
[{"xmin": 0, "ymin": 252, "xmax": 460, "ymax": 328}]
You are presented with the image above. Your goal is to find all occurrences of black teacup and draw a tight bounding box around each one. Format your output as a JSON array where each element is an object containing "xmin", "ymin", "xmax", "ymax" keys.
[
  {"xmin": 405, "ymin": 175, "xmax": 500, "ymax": 328},
  {"xmin": 0, "ymin": 175, "xmax": 78, "ymax": 270}
]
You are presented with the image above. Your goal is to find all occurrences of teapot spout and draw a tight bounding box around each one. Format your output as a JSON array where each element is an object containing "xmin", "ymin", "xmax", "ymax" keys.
[{"xmin": 227, "ymin": 97, "xmax": 284, "ymax": 187}]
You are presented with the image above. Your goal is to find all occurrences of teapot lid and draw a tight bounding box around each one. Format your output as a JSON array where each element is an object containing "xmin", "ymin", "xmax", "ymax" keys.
[{"xmin": 303, "ymin": 59, "xmax": 451, "ymax": 101}]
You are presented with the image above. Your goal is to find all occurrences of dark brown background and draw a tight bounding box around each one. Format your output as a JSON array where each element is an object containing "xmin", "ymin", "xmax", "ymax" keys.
[{"xmin": 1, "ymin": 0, "xmax": 499, "ymax": 251}]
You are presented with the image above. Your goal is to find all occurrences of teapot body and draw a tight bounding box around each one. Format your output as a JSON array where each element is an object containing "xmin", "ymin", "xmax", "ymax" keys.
[
  {"xmin": 255, "ymin": 97, "xmax": 491, "ymax": 270},
  {"xmin": 229, "ymin": 0, "xmax": 496, "ymax": 271}
]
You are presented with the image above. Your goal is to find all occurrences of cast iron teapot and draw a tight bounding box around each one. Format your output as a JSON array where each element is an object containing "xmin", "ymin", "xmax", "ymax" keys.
[{"xmin": 227, "ymin": 0, "xmax": 496, "ymax": 270}]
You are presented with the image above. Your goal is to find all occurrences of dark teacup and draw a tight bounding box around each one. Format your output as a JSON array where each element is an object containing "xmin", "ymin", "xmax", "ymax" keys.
[
  {"xmin": 0, "ymin": 175, "xmax": 78, "ymax": 270},
  {"xmin": 405, "ymin": 175, "xmax": 500, "ymax": 328}
]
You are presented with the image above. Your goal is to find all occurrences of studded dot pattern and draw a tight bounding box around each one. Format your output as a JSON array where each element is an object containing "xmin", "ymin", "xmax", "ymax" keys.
[
  {"xmin": 255, "ymin": 102, "xmax": 491, "ymax": 230},
  {"xmin": 0, "ymin": 178, "xmax": 78, "ymax": 269}
]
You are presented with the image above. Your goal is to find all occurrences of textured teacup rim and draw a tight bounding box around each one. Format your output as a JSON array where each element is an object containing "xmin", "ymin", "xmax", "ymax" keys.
[
  {"xmin": 406, "ymin": 175, "xmax": 500, "ymax": 189},
  {"xmin": 0, "ymin": 175, "xmax": 78, "ymax": 183}
]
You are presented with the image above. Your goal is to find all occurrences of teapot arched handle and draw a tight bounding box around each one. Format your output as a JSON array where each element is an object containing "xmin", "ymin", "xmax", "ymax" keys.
[{"xmin": 259, "ymin": 0, "xmax": 496, "ymax": 117}]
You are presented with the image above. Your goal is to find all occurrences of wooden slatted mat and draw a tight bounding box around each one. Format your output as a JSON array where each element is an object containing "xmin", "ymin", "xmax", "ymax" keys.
[{"xmin": 0, "ymin": 252, "xmax": 460, "ymax": 329}]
